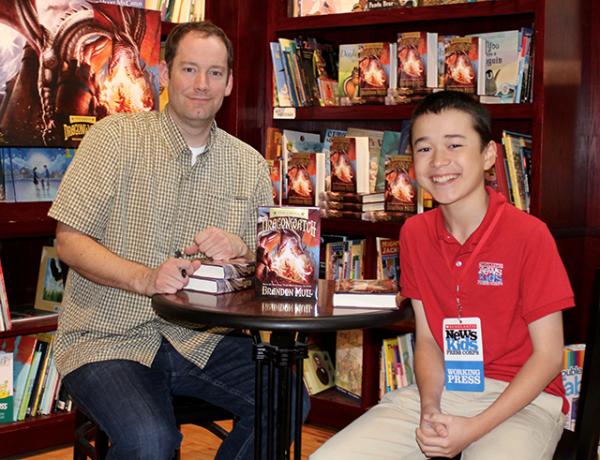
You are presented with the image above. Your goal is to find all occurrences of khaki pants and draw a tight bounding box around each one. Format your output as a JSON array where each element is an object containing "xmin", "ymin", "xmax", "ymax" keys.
[{"xmin": 310, "ymin": 378, "xmax": 565, "ymax": 460}]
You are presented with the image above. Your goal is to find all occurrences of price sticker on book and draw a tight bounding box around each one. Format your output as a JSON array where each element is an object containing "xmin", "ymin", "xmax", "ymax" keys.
[
  {"xmin": 443, "ymin": 317, "xmax": 484, "ymax": 392},
  {"xmin": 273, "ymin": 107, "xmax": 296, "ymax": 119}
]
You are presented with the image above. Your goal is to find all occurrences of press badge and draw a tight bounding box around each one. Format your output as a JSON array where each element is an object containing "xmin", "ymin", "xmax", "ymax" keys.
[{"xmin": 443, "ymin": 317, "xmax": 484, "ymax": 392}]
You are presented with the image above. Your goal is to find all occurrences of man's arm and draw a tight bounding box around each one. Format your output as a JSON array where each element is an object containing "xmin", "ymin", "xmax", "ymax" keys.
[
  {"xmin": 56, "ymin": 222, "xmax": 201, "ymax": 296},
  {"xmin": 417, "ymin": 311, "xmax": 565, "ymax": 458}
]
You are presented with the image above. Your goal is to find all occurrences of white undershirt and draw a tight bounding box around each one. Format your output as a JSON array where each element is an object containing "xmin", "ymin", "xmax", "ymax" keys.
[{"xmin": 190, "ymin": 145, "xmax": 206, "ymax": 165}]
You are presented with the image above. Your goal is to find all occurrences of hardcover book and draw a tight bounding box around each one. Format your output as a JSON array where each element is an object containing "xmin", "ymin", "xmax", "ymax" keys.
[
  {"xmin": 384, "ymin": 154, "xmax": 417, "ymax": 213},
  {"xmin": 375, "ymin": 130, "xmax": 403, "ymax": 192},
  {"xmin": 303, "ymin": 345, "xmax": 336, "ymax": 395},
  {"xmin": 376, "ymin": 238, "xmax": 400, "ymax": 281},
  {"xmin": 268, "ymin": 158, "xmax": 283, "ymax": 206},
  {"xmin": 0, "ymin": 351, "xmax": 12, "ymax": 423},
  {"xmin": 338, "ymin": 44, "xmax": 361, "ymax": 99},
  {"xmin": 330, "ymin": 137, "xmax": 370, "ymax": 194},
  {"xmin": 270, "ymin": 42, "xmax": 294, "ymax": 107},
  {"xmin": 444, "ymin": 36, "xmax": 484, "ymax": 94},
  {"xmin": 185, "ymin": 276, "xmax": 254, "ymax": 295},
  {"xmin": 471, "ymin": 30, "xmax": 520, "ymax": 102},
  {"xmin": 333, "ymin": 279, "xmax": 398, "ymax": 308},
  {"xmin": 335, "ymin": 329, "xmax": 363, "ymax": 399},
  {"xmin": 358, "ymin": 42, "xmax": 390, "ymax": 102},
  {"xmin": 346, "ymin": 128, "xmax": 384, "ymax": 193},
  {"xmin": 0, "ymin": 3, "xmax": 161, "ymax": 147},
  {"xmin": 285, "ymin": 152, "xmax": 326, "ymax": 206},
  {"xmin": 192, "ymin": 261, "xmax": 256, "ymax": 280},
  {"xmin": 0, "ymin": 335, "xmax": 37, "ymax": 421},
  {"xmin": 256, "ymin": 206, "xmax": 321, "ymax": 299}
]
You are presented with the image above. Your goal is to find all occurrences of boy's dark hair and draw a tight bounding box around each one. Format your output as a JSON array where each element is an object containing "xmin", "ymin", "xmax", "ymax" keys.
[
  {"xmin": 164, "ymin": 21, "xmax": 233, "ymax": 75},
  {"xmin": 409, "ymin": 91, "xmax": 492, "ymax": 148}
]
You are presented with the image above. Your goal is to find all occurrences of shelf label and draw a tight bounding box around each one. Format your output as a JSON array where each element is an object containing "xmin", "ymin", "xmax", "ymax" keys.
[{"xmin": 273, "ymin": 107, "xmax": 296, "ymax": 119}]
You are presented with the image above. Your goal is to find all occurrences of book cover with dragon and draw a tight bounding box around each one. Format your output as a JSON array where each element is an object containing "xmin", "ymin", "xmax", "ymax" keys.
[
  {"xmin": 256, "ymin": 206, "xmax": 321, "ymax": 299},
  {"xmin": 0, "ymin": 2, "xmax": 161, "ymax": 147}
]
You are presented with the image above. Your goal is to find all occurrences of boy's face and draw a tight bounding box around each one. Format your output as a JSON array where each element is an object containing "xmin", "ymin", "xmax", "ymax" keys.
[{"xmin": 411, "ymin": 109, "xmax": 495, "ymax": 208}]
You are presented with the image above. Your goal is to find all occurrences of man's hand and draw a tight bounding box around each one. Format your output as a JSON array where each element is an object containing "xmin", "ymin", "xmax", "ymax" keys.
[
  {"xmin": 184, "ymin": 227, "xmax": 251, "ymax": 261},
  {"xmin": 416, "ymin": 413, "xmax": 480, "ymax": 459},
  {"xmin": 139, "ymin": 258, "xmax": 202, "ymax": 296}
]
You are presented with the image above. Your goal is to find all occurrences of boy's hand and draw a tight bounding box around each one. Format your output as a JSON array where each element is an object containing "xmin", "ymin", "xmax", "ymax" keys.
[
  {"xmin": 185, "ymin": 227, "xmax": 251, "ymax": 261},
  {"xmin": 416, "ymin": 413, "xmax": 480, "ymax": 458}
]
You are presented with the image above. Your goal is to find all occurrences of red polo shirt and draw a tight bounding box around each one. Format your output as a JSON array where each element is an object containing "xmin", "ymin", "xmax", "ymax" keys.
[{"xmin": 400, "ymin": 187, "xmax": 574, "ymax": 412}]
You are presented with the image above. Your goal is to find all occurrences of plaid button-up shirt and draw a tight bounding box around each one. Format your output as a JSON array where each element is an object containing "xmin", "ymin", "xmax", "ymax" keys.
[{"xmin": 49, "ymin": 110, "xmax": 273, "ymax": 376}]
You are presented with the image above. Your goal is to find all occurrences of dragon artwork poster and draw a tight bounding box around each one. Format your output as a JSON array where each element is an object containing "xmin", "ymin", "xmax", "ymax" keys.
[
  {"xmin": 255, "ymin": 206, "xmax": 321, "ymax": 300},
  {"xmin": 0, "ymin": 0, "xmax": 161, "ymax": 148}
]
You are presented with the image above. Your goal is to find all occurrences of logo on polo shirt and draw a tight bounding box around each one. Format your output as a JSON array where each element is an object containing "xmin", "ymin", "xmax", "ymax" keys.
[{"xmin": 477, "ymin": 262, "xmax": 503, "ymax": 286}]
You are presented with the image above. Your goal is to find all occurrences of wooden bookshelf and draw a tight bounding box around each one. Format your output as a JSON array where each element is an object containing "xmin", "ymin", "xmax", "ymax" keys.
[{"xmin": 263, "ymin": 0, "xmax": 586, "ymax": 428}]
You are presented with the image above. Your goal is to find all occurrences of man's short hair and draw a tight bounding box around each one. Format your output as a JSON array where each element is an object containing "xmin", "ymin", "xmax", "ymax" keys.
[
  {"xmin": 409, "ymin": 90, "xmax": 493, "ymax": 149},
  {"xmin": 164, "ymin": 21, "xmax": 233, "ymax": 75}
]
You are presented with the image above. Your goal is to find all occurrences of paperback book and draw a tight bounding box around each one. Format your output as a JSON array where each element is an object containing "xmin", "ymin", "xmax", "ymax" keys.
[
  {"xmin": 256, "ymin": 206, "xmax": 321, "ymax": 299},
  {"xmin": 0, "ymin": 351, "xmax": 12, "ymax": 423},
  {"xmin": 333, "ymin": 279, "xmax": 398, "ymax": 308},
  {"xmin": 335, "ymin": 329, "xmax": 363, "ymax": 399},
  {"xmin": 384, "ymin": 154, "xmax": 417, "ymax": 213}
]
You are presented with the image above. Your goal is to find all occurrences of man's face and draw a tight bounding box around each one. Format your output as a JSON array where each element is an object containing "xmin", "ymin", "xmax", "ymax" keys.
[
  {"xmin": 161, "ymin": 32, "xmax": 233, "ymax": 130},
  {"xmin": 411, "ymin": 109, "xmax": 495, "ymax": 209}
]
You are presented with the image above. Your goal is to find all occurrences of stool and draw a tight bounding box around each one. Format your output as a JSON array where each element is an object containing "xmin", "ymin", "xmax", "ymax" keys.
[{"xmin": 73, "ymin": 395, "xmax": 236, "ymax": 460}]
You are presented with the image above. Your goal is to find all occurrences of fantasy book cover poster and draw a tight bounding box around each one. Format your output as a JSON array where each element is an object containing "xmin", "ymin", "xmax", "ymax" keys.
[
  {"xmin": 3, "ymin": 147, "xmax": 75, "ymax": 202},
  {"xmin": 0, "ymin": 0, "xmax": 161, "ymax": 148},
  {"xmin": 256, "ymin": 206, "xmax": 321, "ymax": 299}
]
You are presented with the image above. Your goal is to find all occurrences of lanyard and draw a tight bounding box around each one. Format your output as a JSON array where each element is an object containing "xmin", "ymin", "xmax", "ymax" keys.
[{"xmin": 441, "ymin": 203, "xmax": 505, "ymax": 320}]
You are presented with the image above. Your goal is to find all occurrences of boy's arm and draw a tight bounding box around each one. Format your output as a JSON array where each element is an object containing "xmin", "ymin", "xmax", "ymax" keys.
[
  {"xmin": 418, "ymin": 311, "xmax": 564, "ymax": 458},
  {"xmin": 413, "ymin": 299, "xmax": 445, "ymax": 415},
  {"xmin": 56, "ymin": 222, "xmax": 201, "ymax": 296}
]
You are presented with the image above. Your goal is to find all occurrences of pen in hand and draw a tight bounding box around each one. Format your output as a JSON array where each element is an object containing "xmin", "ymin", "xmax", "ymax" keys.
[{"xmin": 174, "ymin": 250, "xmax": 187, "ymax": 278}]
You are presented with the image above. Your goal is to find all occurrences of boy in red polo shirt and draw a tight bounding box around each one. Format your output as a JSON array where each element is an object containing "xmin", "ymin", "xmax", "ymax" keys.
[{"xmin": 311, "ymin": 91, "xmax": 574, "ymax": 460}]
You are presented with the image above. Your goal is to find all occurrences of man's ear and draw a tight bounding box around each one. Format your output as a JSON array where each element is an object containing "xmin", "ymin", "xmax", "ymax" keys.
[
  {"xmin": 225, "ymin": 72, "xmax": 233, "ymax": 97},
  {"xmin": 482, "ymin": 140, "xmax": 497, "ymax": 170},
  {"xmin": 159, "ymin": 61, "xmax": 169, "ymax": 87}
]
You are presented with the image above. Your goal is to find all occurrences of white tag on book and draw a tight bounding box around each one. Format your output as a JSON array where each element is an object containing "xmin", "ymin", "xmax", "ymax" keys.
[{"xmin": 273, "ymin": 107, "xmax": 296, "ymax": 119}]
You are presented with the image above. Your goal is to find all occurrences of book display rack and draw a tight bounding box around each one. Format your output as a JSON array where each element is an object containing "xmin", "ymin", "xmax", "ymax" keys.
[{"xmin": 264, "ymin": 0, "xmax": 586, "ymax": 428}]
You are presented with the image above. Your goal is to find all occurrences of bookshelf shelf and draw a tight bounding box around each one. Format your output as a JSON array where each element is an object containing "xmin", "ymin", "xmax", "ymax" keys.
[
  {"xmin": 273, "ymin": 0, "xmax": 537, "ymax": 32},
  {"xmin": 264, "ymin": 0, "xmax": 585, "ymax": 430},
  {"xmin": 0, "ymin": 412, "xmax": 75, "ymax": 458},
  {"xmin": 0, "ymin": 202, "xmax": 55, "ymax": 238},
  {"xmin": 288, "ymin": 103, "xmax": 534, "ymax": 121}
]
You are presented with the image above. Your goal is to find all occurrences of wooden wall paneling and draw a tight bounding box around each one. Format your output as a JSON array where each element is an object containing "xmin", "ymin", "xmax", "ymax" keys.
[{"xmin": 207, "ymin": 1, "xmax": 267, "ymax": 152}]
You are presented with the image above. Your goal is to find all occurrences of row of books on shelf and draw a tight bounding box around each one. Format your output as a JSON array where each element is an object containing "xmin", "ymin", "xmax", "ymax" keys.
[
  {"xmin": 270, "ymin": 27, "xmax": 533, "ymax": 108},
  {"xmin": 0, "ymin": 333, "xmax": 72, "ymax": 423},
  {"xmin": 266, "ymin": 126, "xmax": 432, "ymax": 220},
  {"xmin": 291, "ymin": 0, "xmax": 490, "ymax": 17},
  {"xmin": 303, "ymin": 330, "xmax": 415, "ymax": 402},
  {"xmin": 92, "ymin": 0, "xmax": 204, "ymax": 23},
  {"xmin": 486, "ymin": 130, "xmax": 532, "ymax": 213}
]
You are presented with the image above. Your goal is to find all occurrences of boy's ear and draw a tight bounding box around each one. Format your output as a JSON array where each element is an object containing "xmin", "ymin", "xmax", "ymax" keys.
[{"xmin": 482, "ymin": 140, "xmax": 497, "ymax": 170}]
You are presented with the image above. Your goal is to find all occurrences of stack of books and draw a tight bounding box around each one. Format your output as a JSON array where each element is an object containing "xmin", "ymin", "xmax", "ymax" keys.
[
  {"xmin": 185, "ymin": 260, "xmax": 255, "ymax": 295},
  {"xmin": 320, "ymin": 191, "xmax": 385, "ymax": 220}
]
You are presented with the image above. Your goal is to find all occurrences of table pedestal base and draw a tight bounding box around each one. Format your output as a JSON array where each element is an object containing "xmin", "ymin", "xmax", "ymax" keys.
[{"xmin": 253, "ymin": 331, "xmax": 308, "ymax": 460}]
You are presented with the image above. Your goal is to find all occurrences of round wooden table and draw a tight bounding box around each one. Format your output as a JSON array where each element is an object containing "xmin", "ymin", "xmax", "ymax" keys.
[{"xmin": 153, "ymin": 280, "xmax": 409, "ymax": 460}]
